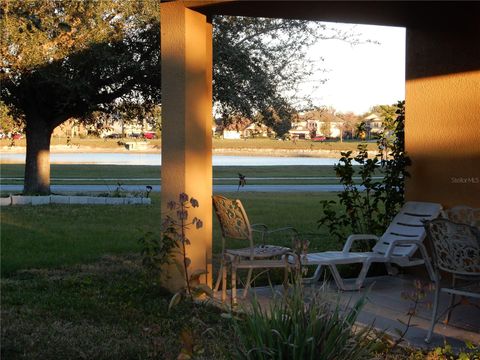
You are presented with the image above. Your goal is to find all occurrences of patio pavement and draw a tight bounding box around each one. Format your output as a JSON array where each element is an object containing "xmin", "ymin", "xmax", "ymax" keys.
[{"xmin": 215, "ymin": 274, "xmax": 480, "ymax": 350}]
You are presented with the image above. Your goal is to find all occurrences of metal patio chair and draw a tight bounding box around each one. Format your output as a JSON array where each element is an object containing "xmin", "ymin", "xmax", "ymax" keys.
[
  {"xmin": 442, "ymin": 205, "xmax": 480, "ymax": 229},
  {"xmin": 212, "ymin": 195, "xmax": 297, "ymax": 303},
  {"xmin": 424, "ymin": 218, "xmax": 480, "ymax": 343}
]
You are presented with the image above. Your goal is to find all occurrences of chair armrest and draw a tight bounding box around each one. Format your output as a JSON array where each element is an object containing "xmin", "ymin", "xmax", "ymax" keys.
[
  {"xmin": 251, "ymin": 224, "xmax": 269, "ymax": 246},
  {"xmin": 253, "ymin": 226, "xmax": 298, "ymax": 246},
  {"xmin": 343, "ymin": 234, "xmax": 379, "ymax": 253},
  {"xmin": 384, "ymin": 239, "xmax": 423, "ymax": 258},
  {"xmin": 266, "ymin": 227, "xmax": 298, "ymax": 235},
  {"xmin": 251, "ymin": 223, "xmax": 269, "ymax": 232}
]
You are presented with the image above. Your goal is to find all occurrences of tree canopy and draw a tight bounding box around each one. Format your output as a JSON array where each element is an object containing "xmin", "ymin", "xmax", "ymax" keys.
[
  {"xmin": 1, "ymin": 0, "xmax": 161, "ymax": 128},
  {"xmin": 1, "ymin": 0, "xmax": 161, "ymax": 193},
  {"xmin": 213, "ymin": 16, "xmax": 362, "ymax": 135},
  {"xmin": 1, "ymin": 0, "xmax": 365, "ymax": 193}
]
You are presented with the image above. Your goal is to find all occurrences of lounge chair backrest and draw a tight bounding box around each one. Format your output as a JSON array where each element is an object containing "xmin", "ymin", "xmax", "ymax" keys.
[
  {"xmin": 212, "ymin": 195, "xmax": 252, "ymax": 241},
  {"xmin": 373, "ymin": 201, "xmax": 442, "ymax": 257}
]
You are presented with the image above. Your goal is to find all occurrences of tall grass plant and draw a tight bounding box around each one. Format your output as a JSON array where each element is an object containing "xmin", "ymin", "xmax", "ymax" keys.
[{"xmin": 233, "ymin": 282, "xmax": 377, "ymax": 360}]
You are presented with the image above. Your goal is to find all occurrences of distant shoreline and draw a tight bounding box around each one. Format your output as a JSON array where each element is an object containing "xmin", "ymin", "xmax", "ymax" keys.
[{"xmin": 1, "ymin": 145, "xmax": 376, "ymax": 159}]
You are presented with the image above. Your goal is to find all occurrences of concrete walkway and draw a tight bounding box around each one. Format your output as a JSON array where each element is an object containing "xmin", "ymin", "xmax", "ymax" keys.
[{"xmin": 217, "ymin": 274, "xmax": 480, "ymax": 350}]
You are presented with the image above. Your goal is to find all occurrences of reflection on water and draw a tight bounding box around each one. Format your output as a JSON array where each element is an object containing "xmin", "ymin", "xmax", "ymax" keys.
[{"xmin": 0, "ymin": 153, "xmax": 340, "ymax": 166}]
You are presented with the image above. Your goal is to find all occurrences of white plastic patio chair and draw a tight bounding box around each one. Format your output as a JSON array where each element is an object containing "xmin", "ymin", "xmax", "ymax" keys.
[
  {"xmin": 424, "ymin": 218, "xmax": 480, "ymax": 343},
  {"xmin": 212, "ymin": 195, "xmax": 298, "ymax": 303},
  {"xmin": 298, "ymin": 201, "xmax": 442, "ymax": 291}
]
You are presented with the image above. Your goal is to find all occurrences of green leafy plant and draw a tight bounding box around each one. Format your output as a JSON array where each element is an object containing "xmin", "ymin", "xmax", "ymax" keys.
[
  {"xmin": 428, "ymin": 341, "xmax": 480, "ymax": 360},
  {"xmin": 233, "ymin": 283, "xmax": 378, "ymax": 360},
  {"xmin": 138, "ymin": 230, "xmax": 177, "ymax": 283},
  {"xmin": 162, "ymin": 193, "xmax": 213, "ymax": 310},
  {"xmin": 318, "ymin": 101, "xmax": 410, "ymax": 249},
  {"xmin": 406, "ymin": 341, "xmax": 480, "ymax": 360}
]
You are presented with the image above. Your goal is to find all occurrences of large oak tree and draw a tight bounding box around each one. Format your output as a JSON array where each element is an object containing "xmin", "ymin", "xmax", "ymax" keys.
[{"xmin": 1, "ymin": 0, "xmax": 160, "ymax": 194}]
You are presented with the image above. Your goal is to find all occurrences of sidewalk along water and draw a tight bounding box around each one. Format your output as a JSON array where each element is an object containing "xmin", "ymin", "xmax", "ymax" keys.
[
  {"xmin": 0, "ymin": 184, "xmax": 363, "ymax": 193},
  {"xmin": 0, "ymin": 153, "xmax": 346, "ymax": 166}
]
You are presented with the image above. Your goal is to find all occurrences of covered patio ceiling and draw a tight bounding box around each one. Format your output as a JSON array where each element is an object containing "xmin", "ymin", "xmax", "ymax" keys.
[
  {"xmin": 184, "ymin": 0, "xmax": 480, "ymax": 78},
  {"xmin": 186, "ymin": 1, "xmax": 477, "ymax": 27}
]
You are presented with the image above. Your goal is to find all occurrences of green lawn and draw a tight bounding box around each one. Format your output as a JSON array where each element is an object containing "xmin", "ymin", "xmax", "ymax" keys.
[
  {"xmin": 1, "ymin": 192, "xmax": 340, "ymax": 276},
  {"xmin": 0, "ymin": 192, "xmax": 339, "ymax": 358},
  {"xmin": 1, "ymin": 195, "xmax": 161, "ymax": 274},
  {"xmin": 2, "ymin": 193, "xmax": 475, "ymax": 359},
  {"xmin": 2, "ymin": 255, "xmax": 470, "ymax": 360},
  {"xmin": 1, "ymin": 255, "xmax": 235, "ymax": 359},
  {"xmin": 1, "ymin": 164, "xmax": 382, "ymax": 186}
]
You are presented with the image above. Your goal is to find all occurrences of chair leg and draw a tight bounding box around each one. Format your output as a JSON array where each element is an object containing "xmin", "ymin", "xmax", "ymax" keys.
[
  {"xmin": 425, "ymin": 279, "xmax": 441, "ymax": 343},
  {"xmin": 328, "ymin": 261, "xmax": 370, "ymax": 291},
  {"xmin": 283, "ymin": 261, "xmax": 289, "ymax": 289},
  {"xmin": 355, "ymin": 260, "xmax": 371, "ymax": 289},
  {"xmin": 302, "ymin": 264, "xmax": 324, "ymax": 284},
  {"xmin": 214, "ymin": 258, "xmax": 224, "ymax": 292},
  {"xmin": 242, "ymin": 269, "xmax": 253, "ymax": 299},
  {"xmin": 445, "ymin": 275, "xmax": 456, "ymax": 325},
  {"xmin": 222, "ymin": 262, "xmax": 227, "ymax": 302},
  {"xmin": 418, "ymin": 244, "xmax": 435, "ymax": 282},
  {"xmin": 232, "ymin": 265, "xmax": 238, "ymax": 305}
]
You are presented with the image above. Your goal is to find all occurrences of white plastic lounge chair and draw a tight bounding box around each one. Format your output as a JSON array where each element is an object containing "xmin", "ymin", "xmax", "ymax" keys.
[
  {"xmin": 212, "ymin": 195, "xmax": 297, "ymax": 303},
  {"xmin": 424, "ymin": 218, "xmax": 480, "ymax": 343},
  {"xmin": 299, "ymin": 201, "xmax": 442, "ymax": 291}
]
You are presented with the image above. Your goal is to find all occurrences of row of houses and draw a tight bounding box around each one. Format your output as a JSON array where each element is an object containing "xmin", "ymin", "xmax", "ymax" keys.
[
  {"xmin": 213, "ymin": 112, "xmax": 384, "ymax": 140},
  {"xmin": 52, "ymin": 112, "xmax": 383, "ymax": 140},
  {"xmin": 52, "ymin": 119, "xmax": 155, "ymax": 138}
]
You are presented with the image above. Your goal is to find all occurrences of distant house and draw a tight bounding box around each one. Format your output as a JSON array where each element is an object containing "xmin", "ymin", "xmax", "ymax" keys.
[
  {"xmin": 99, "ymin": 119, "xmax": 154, "ymax": 138},
  {"xmin": 289, "ymin": 121, "xmax": 312, "ymax": 139},
  {"xmin": 364, "ymin": 113, "xmax": 384, "ymax": 135},
  {"xmin": 289, "ymin": 112, "xmax": 343, "ymax": 139},
  {"xmin": 243, "ymin": 123, "xmax": 271, "ymax": 138},
  {"xmin": 223, "ymin": 129, "xmax": 242, "ymax": 139},
  {"xmin": 219, "ymin": 117, "xmax": 272, "ymax": 139},
  {"xmin": 52, "ymin": 119, "xmax": 88, "ymax": 137}
]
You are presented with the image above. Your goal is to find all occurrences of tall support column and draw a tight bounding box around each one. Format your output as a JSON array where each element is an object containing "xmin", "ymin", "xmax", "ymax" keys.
[
  {"xmin": 161, "ymin": 2, "xmax": 213, "ymax": 291},
  {"xmin": 405, "ymin": 26, "xmax": 480, "ymax": 208}
]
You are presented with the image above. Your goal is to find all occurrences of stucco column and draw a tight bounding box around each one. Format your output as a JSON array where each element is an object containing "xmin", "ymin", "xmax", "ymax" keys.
[
  {"xmin": 405, "ymin": 26, "xmax": 480, "ymax": 208},
  {"xmin": 161, "ymin": 2, "xmax": 213, "ymax": 291}
]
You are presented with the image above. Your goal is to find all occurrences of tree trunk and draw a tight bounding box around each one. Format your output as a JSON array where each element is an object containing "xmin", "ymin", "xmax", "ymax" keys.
[{"xmin": 24, "ymin": 116, "xmax": 53, "ymax": 195}]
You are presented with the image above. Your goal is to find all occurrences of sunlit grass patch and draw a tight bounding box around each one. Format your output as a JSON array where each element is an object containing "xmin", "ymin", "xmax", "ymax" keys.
[{"xmin": 1, "ymin": 192, "xmax": 339, "ymax": 275}]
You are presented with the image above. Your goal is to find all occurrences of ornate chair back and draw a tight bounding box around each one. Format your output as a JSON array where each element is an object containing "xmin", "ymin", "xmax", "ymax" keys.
[
  {"xmin": 212, "ymin": 195, "xmax": 253, "ymax": 244},
  {"xmin": 425, "ymin": 218, "xmax": 480, "ymax": 276},
  {"xmin": 442, "ymin": 206, "xmax": 480, "ymax": 229}
]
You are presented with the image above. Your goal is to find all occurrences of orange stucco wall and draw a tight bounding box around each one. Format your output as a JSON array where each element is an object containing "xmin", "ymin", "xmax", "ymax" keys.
[{"xmin": 406, "ymin": 27, "xmax": 480, "ymax": 208}]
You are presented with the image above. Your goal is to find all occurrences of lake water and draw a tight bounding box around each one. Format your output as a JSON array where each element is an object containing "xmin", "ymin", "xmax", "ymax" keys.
[{"xmin": 0, "ymin": 153, "xmax": 340, "ymax": 166}]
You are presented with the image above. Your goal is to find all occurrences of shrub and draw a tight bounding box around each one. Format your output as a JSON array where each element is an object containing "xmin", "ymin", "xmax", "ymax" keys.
[
  {"xmin": 233, "ymin": 283, "xmax": 378, "ymax": 360},
  {"xmin": 318, "ymin": 101, "xmax": 410, "ymax": 249}
]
